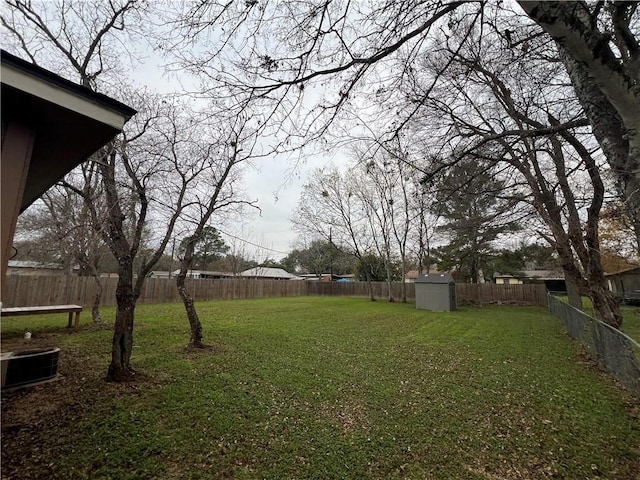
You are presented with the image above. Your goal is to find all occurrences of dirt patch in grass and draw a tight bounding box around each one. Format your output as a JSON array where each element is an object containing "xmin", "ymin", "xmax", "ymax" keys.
[
  {"xmin": 183, "ymin": 342, "xmax": 227, "ymax": 354},
  {"xmin": 318, "ymin": 401, "xmax": 369, "ymax": 433},
  {"xmin": 1, "ymin": 329, "xmax": 158, "ymax": 480}
]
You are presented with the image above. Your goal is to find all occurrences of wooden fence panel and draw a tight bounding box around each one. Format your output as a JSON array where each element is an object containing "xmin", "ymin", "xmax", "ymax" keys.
[{"xmin": 2, "ymin": 275, "xmax": 547, "ymax": 308}]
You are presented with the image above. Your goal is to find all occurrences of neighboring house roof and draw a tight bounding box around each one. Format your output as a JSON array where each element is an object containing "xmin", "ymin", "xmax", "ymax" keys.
[
  {"xmin": 239, "ymin": 267, "xmax": 299, "ymax": 279},
  {"xmin": 494, "ymin": 270, "xmax": 564, "ymax": 280},
  {"xmin": 169, "ymin": 270, "xmax": 234, "ymax": 278},
  {"xmin": 149, "ymin": 271, "xmax": 171, "ymax": 277},
  {"xmin": 406, "ymin": 270, "xmax": 441, "ymax": 279},
  {"xmin": 297, "ymin": 273, "xmax": 349, "ymax": 281},
  {"xmin": 521, "ymin": 270, "xmax": 564, "ymax": 280},
  {"xmin": 405, "ymin": 270, "xmax": 420, "ymax": 280},
  {"xmin": 605, "ymin": 266, "xmax": 640, "ymax": 276},
  {"xmin": 7, "ymin": 260, "xmax": 63, "ymax": 270}
]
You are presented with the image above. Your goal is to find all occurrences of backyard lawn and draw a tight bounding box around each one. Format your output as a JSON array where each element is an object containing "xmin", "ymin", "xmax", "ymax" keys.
[{"xmin": 1, "ymin": 297, "xmax": 639, "ymax": 480}]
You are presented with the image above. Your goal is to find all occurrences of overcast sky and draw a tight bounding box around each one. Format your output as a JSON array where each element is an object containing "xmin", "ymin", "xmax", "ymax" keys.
[
  {"xmin": 238, "ymin": 155, "xmax": 326, "ymax": 260},
  {"xmin": 135, "ymin": 53, "xmax": 346, "ymax": 262},
  {"xmin": 6, "ymin": 24, "xmax": 342, "ymax": 262}
]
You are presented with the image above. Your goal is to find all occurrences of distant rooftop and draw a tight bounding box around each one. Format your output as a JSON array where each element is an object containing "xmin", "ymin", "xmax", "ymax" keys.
[
  {"xmin": 8, "ymin": 260, "xmax": 63, "ymax": 270},
  {"xmin": 239, "ymin": 267, "xmax": 300, "ymax": 279}
]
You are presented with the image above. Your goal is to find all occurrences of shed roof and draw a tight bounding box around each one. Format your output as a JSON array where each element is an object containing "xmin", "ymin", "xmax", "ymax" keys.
[{"xmin": 415, "ymin": 273, "xmax": 455, "ymax": 284}]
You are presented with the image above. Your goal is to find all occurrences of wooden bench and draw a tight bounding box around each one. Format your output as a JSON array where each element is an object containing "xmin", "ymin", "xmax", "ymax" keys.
[{"xmin": 1, "ymin": 305, "xmax": 83, "ymax": 328}]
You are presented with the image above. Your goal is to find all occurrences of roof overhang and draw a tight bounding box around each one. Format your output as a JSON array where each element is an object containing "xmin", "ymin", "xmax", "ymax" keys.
[{"xmin": 1, "ymin": 50, "xmax": 137, "ymax": 211}]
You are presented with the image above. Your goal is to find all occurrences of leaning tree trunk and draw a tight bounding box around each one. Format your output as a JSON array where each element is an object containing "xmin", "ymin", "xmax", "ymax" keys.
[
  {"xmin": 520, "ymin": 1, "xmax": 640, "ymax": 254},
  {"xmin": 176, "ymin": 269, "xmax": 204, "ymax": 348},
  {"xmin": 106, "ymin": 263, "xmax": 136, "ymax": 381},
  {"xmin": 589, "ymin": 284, "xmax": 623, "ymax": 329},
  {"xmin": 176, "ymin": 237, "xmax": 206, "ymax": 348}
]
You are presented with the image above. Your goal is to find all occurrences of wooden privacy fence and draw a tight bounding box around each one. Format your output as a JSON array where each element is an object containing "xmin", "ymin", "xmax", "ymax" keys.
[
  {"xmin": 2, "ymin": 275, "xmax": 548, "ymax": 307},
  {"xmin": 456, "ymin": 283, "xmax": 548, "ymax": 306}
]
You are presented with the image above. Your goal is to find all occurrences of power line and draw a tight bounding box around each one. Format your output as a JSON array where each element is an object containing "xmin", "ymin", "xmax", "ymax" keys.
[{"xmin": 216, "ymin": 228, "xmax": 290, "ymax": 256}]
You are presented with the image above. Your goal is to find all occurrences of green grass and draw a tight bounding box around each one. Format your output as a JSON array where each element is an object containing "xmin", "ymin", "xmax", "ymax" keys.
[
  {"xmin": 2, "ymin": 297, "xmax": 639, "ymax": 479},
  {"xmin": 554, "ymin": 295, "xmax": 640, "ymax": 343},
  {"xmin": 622, "ymin": 305, "xmax": 640, "ymax": 342}
]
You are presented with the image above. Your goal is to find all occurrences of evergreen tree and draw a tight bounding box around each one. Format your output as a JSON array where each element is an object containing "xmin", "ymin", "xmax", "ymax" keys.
[
  {"xmin": 178, "ymin": 226, "xmax": 229, "ymax": 271},
  {"xmin": 429, "ymin": 159, "xmax": 521, "ymax": 283}
]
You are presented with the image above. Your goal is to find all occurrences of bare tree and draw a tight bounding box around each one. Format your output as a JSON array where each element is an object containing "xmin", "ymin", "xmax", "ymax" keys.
[
  {"xmin": 293, "ymin": 167, "xmax": 378, "ymax": 300},
  {"xmin": 173, "ymin": 113, "xmax": 258, "ymax": 349},
  {"xmin": 170, "ymin": 2, "xmax": 638, "ymax": 253},
  {"xmin": 415, "ymin": 11, "xmax": 623, "ymax": 325},
  {"xmin": 171, "ymin": 1, "xmax": 638, "ymax": 318},
  {"xmin": 2, "ymin": 0, "xmax": 144, "ymax": 89},
  {"xmin": 518, "ymin": 1, "xmax": 640, "ymax": 253},
  {"xmin": 2, "ymin": 0, "xmax": 203, "ymax": 379},
  {"xmin": 3, "ymin": 0, "xmax": 147, "ymax": 323},
  {"xmin": 13, "ymin": 187, "xmax": 87, "ymax": 307},
  {"xmin": 354, "ymin": 160, "xmax": 397, "ymax": 302}
]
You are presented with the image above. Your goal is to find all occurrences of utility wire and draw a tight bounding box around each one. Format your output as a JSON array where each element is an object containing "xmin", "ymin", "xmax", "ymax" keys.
[{"xmin": 215, "ymin": 227, "xmax": 290, "ymax": 256}]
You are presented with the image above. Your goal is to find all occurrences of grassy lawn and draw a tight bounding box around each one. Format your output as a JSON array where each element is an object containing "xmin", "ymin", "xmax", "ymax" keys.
[
  {"xmin": 555, "ymin": 295, "xmax": 640, "ymax": 343},
  {"xmin": 622, "ymin": 305, "xmax": 640, "ymax": 343},
  {"xmin": 2, "ymin": 297, "xmax": 639, "ymax": 479}
]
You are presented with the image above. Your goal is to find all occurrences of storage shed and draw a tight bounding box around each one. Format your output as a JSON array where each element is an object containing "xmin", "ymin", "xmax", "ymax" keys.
[{"xmin": 415, "ymin": 273, "xmax": 457, "ymax": 311}]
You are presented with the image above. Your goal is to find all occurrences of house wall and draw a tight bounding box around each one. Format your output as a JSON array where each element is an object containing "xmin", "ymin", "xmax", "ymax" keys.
[
  {"xmin": 610, "ymin": 271, "xmax": 640, "ymax": 293},
  {"xmin": 1, "ymin": 120, "xmax": 35, "ymax": 290},
  {"xmin": 496, "ymin": 277, "xmax": 523, "ymax": 285}
]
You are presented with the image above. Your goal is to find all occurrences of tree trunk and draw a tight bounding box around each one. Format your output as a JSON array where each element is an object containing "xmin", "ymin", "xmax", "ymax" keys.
[
  {"xmin": 363, "ymin": 266, "xmax": 376, "ymax": 302},
  {"xmin": 106, "ymin": 263, "xmax": 136, "ymax": 382},
  {"xmin": 89, "ymin": 260, "xmax": 103, "ymax": 322},
  {"xmin": 559, "ymin": 50, "xmax": 640, "ymax": 255},
  {"xmin": 107, "ymin": 295, "xmax": 135, "ymax": 381},
  {"xmin": 563, "ymin": 268, "xmax": 583, "ymax": 311},
  {"xmin": 176, "ymin": 233, "xmax": 207, "ymax": 348},
  {"xmin": 400, "ymin": 261, "xmax": 407, "ymax": 304},
  {"xmin": 63, "ymin": 263, "xmax": 74, "ymax": 304},
  {"xmin": 367, "ymin": 281, "xmax": 376, "ymax": 301},
  {"xmin": 384, "ymin": 253, "xmax": 394, "ymax": 303},
  {"xmin": 92, "ymin": 274, "xmax": 103, "ymax": 323},
  {"xmin": 589, "ymin": 284, "xmax": 623, "ymax": 329},
  {"xmin": 176, "ymin": 270, "xmax": 204, "ymax": 348},
  {"xmin": 520, "ymin": 1, "xmax": 640, "ymax": 253}
]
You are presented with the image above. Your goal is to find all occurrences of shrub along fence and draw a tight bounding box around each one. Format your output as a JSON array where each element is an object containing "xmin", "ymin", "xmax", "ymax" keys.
[
  {"xmin": 547, "ymin": 294, "xmax": 640, "ymax": 396},
  {"xmin": 1, "ymin": 275, "xmax": 548, "ymax": 307}
]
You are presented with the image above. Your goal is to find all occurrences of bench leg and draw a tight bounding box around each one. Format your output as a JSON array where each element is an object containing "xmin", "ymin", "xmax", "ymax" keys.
[
  {"xmin": 68, "ymin": 312, "xmax": 73, "ymax": 328},
  {"xmin": 74, "ymin": 311, "xmax": 81, "ymax": 329}
]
